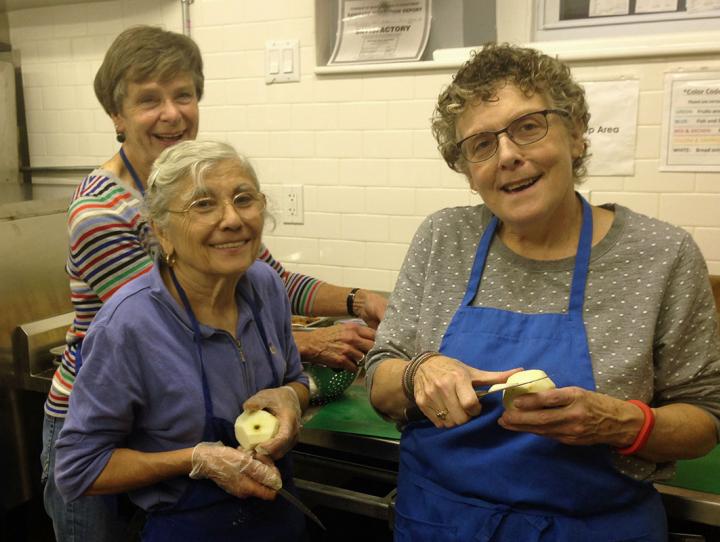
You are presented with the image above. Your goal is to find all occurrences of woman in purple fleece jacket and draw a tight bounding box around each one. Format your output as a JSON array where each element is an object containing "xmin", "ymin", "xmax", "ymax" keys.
[{"xmin": 55, "ymin": 140, "xmax": 310, "ymax": 542}]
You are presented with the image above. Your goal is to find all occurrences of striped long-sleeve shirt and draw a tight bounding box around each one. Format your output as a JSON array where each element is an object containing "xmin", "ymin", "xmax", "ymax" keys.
[
  {"xmin": 45, "ymin": 169, "xmax": 324, "ymax": 418},
  {"xmin": 45, "ymin": 171, "xmax": 155, "ymax": 417},
  {"xmin": 257, "ymin": 245, "xmax": 323, "ymax": 315}
]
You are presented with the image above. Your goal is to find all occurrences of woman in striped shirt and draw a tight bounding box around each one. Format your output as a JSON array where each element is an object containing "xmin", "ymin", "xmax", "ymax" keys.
[{"xmin": 42, "ymin": 25, "xmax": 386, "ymax": 542}]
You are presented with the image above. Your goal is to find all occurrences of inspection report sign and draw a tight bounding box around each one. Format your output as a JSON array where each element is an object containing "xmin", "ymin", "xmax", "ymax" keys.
[
  {"xmin": 328, "ymin": 0, "xmax": 431, "ymax": 65},
  {"xmin": 660, "ymin": 72, "xmax": 720, "ymax": 171}
]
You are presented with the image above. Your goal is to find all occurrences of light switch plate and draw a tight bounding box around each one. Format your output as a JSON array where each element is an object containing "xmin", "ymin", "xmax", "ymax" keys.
[{"xmin": 265, "ymin": 40, "xmax": 300, "ymax": 84}]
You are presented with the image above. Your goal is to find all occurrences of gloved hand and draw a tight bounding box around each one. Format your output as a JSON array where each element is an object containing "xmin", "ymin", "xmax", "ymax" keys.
[
  {"xmin": 189, "ymin": 441, "xmax": 282, "ymax": 499},
  {"xmin": 243, "ymin": 386, "xmax": 301, "ymax": 459}
]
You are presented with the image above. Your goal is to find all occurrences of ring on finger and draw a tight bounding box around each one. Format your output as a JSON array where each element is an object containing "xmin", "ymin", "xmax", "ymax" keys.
[{"xmin": 435, "ymin": 409, "xmax": 448, "ymax": 420}]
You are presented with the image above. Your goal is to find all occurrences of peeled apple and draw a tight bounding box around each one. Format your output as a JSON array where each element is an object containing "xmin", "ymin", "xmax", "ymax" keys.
[
  {"xmin": 234, "ymin": 410, "xmax": 280, "ymax": 450},
  {"xmin": 491, "ymin": 369, "xmax": 556, "ymax": 410}
]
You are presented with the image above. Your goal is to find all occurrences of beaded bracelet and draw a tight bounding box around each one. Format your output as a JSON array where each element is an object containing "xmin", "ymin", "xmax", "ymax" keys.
[
  {"xmin": 617, "ymin": 400, "xmax": 655, "ymax": 456},
  {"xmin": 401, "ymin": 351, "xmax": 441, "ymax": 402}
]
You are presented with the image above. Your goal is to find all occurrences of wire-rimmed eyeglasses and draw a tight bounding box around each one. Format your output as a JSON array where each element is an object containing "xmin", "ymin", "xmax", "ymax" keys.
[
  {"xmin": 456, "ymin": 109, "xmax": 570, "ymax": 163},
  {"xmin": 168, "ymin": 191, "xmax": 266, "ymax": 225}
]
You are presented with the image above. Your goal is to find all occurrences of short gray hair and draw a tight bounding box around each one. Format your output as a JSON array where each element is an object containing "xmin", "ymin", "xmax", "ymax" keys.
[
  {"xmin": 94, "ymin": 25, "xmax": 204, "ymax": 116},
  {"xmin": 146, "ymin": 140, "xmax": 260, "ymax": 229}
]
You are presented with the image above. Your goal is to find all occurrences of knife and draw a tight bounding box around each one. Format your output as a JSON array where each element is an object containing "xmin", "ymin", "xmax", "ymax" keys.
[
  {"xmin": 248, "ymin": 446, "xmax": 327, "ymax": 531},
  {"xmin": 404, "ymin": 375, "xmax": 551, "ymax": 422},
  {"xmin": 474, "ymin": 375, "xmax": 550, "ymax": 399},
  {"xmin": 277, "ymin": 487, "xmax": 327, "ymax": 531}
]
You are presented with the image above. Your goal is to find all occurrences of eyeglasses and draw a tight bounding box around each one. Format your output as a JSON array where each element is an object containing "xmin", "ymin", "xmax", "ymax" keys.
[
  {"xmin": 456, "ymin": 109, "xmax": 569, "ymax": 163},
  {"xmin": 168, "ymin": 191, "xmax": 266, "ymax": 224}
]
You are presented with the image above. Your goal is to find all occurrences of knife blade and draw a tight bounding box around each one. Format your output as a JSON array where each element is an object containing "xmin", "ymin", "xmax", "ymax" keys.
[
  {"xmin": 474, "ymin": 375, "xmax": 550, "ymax": 398},
  {"xmin": 404, "ymin": 375, "xmax": 551, "ymax": 422},
  {"xmin": 278, "ymin": 487, "xmax": 326, "ymax": 531},
  {"xmin": 248, "ymin": 446, "xmax": 326, "ymax": 531}
]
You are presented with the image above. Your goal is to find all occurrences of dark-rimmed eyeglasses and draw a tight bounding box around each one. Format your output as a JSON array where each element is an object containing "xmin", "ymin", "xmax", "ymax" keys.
[
  {"xmin": 168, "ymin": 191, "xmax": 266, "ymax": 225},
  {"xmin": 456, "ymin": 109, "xmax": 569, "ymax": 163}
]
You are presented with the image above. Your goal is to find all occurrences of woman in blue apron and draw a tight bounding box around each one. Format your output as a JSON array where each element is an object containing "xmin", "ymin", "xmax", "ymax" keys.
[
  {"xmin": 54, "ymin": 141, "xmax": 308, "ymax": 541},
  {"xmin": 366, "ymin": 44, "xmax": 720, "ymax": 541}
]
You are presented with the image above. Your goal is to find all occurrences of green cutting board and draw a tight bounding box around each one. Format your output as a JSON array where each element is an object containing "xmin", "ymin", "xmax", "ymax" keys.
[
  {"xmin": 303, "ymin": 384, "xmax": 401, "ymax": 439},
  {"xmin": 662, "ymin": 445, "xmax": 720, "ymax": 495}
]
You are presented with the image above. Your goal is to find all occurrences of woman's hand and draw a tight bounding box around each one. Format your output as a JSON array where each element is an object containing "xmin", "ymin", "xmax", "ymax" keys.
[
  {"xmin": 243, "ymin": 386, "xmax": 302, "ymax": 459},
  {"xmin": 497, "ymin": 387, "xmax": 643, "ymax": 447},
  {"xmin": 414, "ymin": 355, "xmax": 522, "ymax": 428},
  {"xmin": 189, "ymin": 442, "xmax": 281, "ymax": 500},
  {"xmin": 353, "ymin": 289, "xmax": 388, "ymax": 329},
  {"xmin": 293, "ymin": 323, "xmax": 375, "ymax": 371}
]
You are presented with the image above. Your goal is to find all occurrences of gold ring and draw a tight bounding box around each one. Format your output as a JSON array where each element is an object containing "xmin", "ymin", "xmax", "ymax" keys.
[{"xmin": 435, "ymin": 409, "xmax": 448, "ymax": 420}]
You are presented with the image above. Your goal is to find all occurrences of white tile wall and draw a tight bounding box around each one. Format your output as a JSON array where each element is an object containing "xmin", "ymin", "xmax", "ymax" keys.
[{"xmin": 9, "ymin": 0, "xmax": 720, "ymax": 288}]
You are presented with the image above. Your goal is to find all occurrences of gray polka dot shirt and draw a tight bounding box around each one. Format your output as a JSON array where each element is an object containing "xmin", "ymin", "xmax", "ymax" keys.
[{"xmin": 366, "ymin": 203, "xmax": 720, "ymax": 481}]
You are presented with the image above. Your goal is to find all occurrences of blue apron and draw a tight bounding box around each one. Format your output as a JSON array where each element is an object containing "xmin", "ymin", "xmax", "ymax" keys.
[
  {"xmin": 395, "ymin": 197, "xmax": 667, "ymax": 541},
  {"xmin": 141, "ymin": 269, "xmax": 305, "ymax": 542}
]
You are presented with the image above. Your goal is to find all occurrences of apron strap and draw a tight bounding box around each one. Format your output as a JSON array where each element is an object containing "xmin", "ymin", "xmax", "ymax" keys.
[
  {"xmin": 461, "ymin": 194, "xmax": 593, "ymax": 317},
  {"xmin": 568, "ymin": 196, "xmax": 593, "ymax": 319},
  {"xmin": 237, "ymin": 287, "xmax": 282, "ymax": 387},
  {"xmin": 461, "ymin": 216, "xmax": 499, "ymax": 308},
  {"xmin": 119, "ymin": 147, "xmax": 146, "ymax": 196},
  {"xmin": 168, "ymin": 267, "xmax": 215, "ymax": 424}
]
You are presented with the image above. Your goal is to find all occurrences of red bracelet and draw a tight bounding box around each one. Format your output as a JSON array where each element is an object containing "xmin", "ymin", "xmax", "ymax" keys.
[{"xmin": 617, "ymin": 400, "xmax": 655, "ymax": 456}]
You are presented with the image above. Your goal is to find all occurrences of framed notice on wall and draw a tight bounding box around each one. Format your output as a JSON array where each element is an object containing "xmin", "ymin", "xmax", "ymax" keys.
[
  {"xmin": 328, "ymin": 0, "xmax": 432, "ymax": 65},
  {"xmin": 660, "ymin": 72, "xmax": 720, "ymax": 172},
  {"xmin": 535, "ymin": 0, "xmax": 720, "ymax": 40}
]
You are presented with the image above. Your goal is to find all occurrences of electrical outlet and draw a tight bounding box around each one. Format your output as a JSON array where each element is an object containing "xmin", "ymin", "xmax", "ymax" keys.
[{"xmin": 282, "ymin": 184, "xmax": 304, "ymax": 224}]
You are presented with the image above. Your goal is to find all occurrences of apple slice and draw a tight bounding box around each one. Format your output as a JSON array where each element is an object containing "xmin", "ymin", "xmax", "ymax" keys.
[
  {"xmin": 234, "ymin": 410, "xmax": 280, "ymax": 450},
  {"xmin": 502, "ymin": 369, "xmax": 556, "ymax": 410}
]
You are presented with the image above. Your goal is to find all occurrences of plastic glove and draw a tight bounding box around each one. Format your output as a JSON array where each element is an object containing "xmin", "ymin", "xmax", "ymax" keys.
[
  {"xmin": 189, "ymin": 441, "xmax": 282, "ymax": 499},
  {"xmin": 243, "ymin": 386, "xmax": 301, "ymax": 459}
]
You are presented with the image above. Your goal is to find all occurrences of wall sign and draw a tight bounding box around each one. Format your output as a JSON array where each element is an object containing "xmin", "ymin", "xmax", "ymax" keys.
[
  {"xmin": 328, "ymin": 0, "xmax": 432, "ymax": 65},
  {"xmin": 581, "ymin": 79, "xmax": 639, "ymax": 176},
  {"xmin": 540, "ymin": 0, "xmax": 720, "ymax": 28},
  {"xmin": 660, "ymin": 72, "xmax": 720, "ymax": 172}
]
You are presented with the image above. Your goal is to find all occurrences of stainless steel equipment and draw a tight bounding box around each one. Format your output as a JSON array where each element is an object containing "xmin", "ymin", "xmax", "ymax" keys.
[
  {"xmin": 292, "ymin": 392, "xmax": 720, "ymax": 538},
  {"xmin": 293, "ymin": 428, "xmax": 398, "ymax": 524},
  {"xmin": 1, "ymin": 52, "xmax": 19, "ymax": 184},
  {"xmin": 0, "ymin": 192, "xmax": 72, "ymax": 510},
  {"xmin": 0, "ymin": 45, "xmax": 30, "ymax": 185},
  {"xmin": 0, "ymin": 194, "xmax": 72, "ymax": 385}
]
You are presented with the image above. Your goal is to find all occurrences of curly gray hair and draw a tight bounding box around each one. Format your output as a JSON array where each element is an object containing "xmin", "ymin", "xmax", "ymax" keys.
[{"xmin": 432, "ymin": 43, "xmax": 590, "ymax": 181}]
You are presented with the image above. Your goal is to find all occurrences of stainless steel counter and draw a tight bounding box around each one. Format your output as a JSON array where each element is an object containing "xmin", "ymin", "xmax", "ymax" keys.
[{"xmin": 294, "ymin": 422, "xmax": 720, "ymax": 530}]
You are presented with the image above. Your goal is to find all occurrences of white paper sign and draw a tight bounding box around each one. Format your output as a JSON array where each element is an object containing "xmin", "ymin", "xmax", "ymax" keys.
[
  {"xmin": 328, "ymin": 0, "xmax": 432, "ymax": 65},
  {"xmin": 660, "ymin": 73, "xmax": 720, "ymax": 171},
  {"xmin": 635, "ymin": 0, "xmax": 678, "ymax": 13},
  {"xmin": 589, "ymin": 0, "xmax": 630, "ymax": 17},
  {"xmin": 686, "ymin": 0, "xmax": 720, "ymax": 12},
  {"xmin": 581, "ymin": 80, "xmax": 639, "ymax": 176}
]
